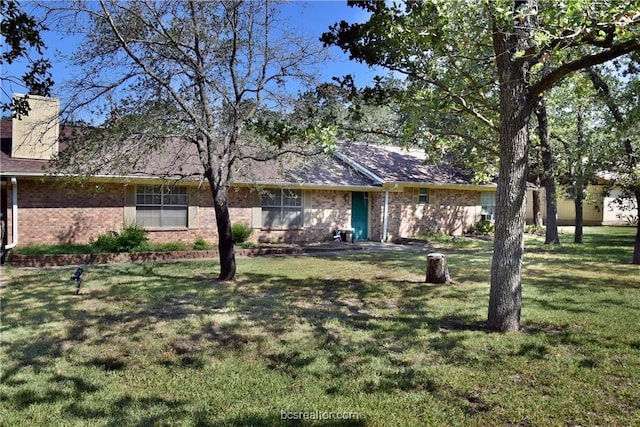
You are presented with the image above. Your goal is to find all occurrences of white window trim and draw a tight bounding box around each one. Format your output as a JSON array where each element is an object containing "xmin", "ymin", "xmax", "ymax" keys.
[
  {"xmin": 413, "ymin": 187, "xmax": 430, "ymax": 205},
  {"xmin": 136, "ymin": 184, "xmax": 189, "ymax": 228},
  {"xmin": 260, "ymin": 188, "xmax": 304, "ymax": 229},
  {"xmin": 480, "ymin": 191, "xmax": 496, "ymax": 222}
]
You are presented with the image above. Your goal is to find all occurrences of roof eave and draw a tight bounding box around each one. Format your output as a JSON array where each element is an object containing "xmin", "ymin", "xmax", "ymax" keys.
[{"xmin": 231, "ymin": 180, "xmax": 382, "ymax": 192}]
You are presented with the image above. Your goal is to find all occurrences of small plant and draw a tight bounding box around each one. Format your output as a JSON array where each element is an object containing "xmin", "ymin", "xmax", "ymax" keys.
[
  {"xmin": 14, "ymin": 243, "xmax": 95, "ymax": 255},
  {"xmin": 474, "ymin": 219, "xmax": 495, "ymax": 235},
  {"xmin": 146, "ymin": 242, "xmax": 186, "ymax": 252},
  {"xmin": 525, "ymin": 224, "xmax": 546, "ymax": 235},
  {"xmin": 231, "ymin": 223, "xmax": 253, "ymax": 244},
  {"xmin": 118, "ymin": 223, "xmax": 149, "ymax": 251},
  {"xmin": 237, "ymin": 241, "xmax": 257, "ymax": 249},
  {"xmin": 90, "ymin": 223, "xmax": 149, "ymax": 253},
  {"xmin": 193, "ymin": 237, "xmax": 211, "ymax": 250},
  {"xmin": 91, "ymin": 230, "xmax": 120, "ymax": 253}
]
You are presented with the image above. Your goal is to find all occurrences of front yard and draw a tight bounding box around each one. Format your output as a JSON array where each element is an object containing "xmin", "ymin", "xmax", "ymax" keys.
[{"xmin": 1, "ymin": 227, "xmax": 639, "ymax": 426}]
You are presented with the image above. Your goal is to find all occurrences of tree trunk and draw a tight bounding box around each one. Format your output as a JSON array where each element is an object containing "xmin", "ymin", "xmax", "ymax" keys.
[
  {"xmin": 488, "ymin": 117, "xmax": 528, "ymax": 332},
  {"xmin": 633, "ymin": 190, "xmax": 640, "ymax": 265},
  {"xmin": 586, "ymin": 70, "xmax": 638, "ymax": 263},
  {"xmin": 532, "ymin": 188, "xmax": 543, "ymax": 227},
  {"xmin": 426, "ymin": 253, "xmax": 451, "ymax": 283},
  {"xmin": 574, "ymin": 108, "xmax": 585, "ymax": 244},
  {"xmin": 210, "ymin": 183, "xmax": 236, "ymax": 281},
  {"xmin": 534, "ymin": 99, "xmax": 560, "ymax": 244},
  {"xmin": 574, "ymin": 183, "xmax": 584, "ymax": 244},
  {"xmin": 543, "ymin": 173, "xmax": 560, "ymax": 244},
  {"xmin": 488, "ymin": 21, "xmax": 531, "ymax": 332}
]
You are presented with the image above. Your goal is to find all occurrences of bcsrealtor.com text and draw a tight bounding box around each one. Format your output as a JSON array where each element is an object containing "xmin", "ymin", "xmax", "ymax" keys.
[{"xmin": 280, "ymin": 411, "xmax": 360, "ymax": 421}]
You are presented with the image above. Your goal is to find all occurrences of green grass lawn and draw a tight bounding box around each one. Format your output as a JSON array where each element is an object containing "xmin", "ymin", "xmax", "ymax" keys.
[{"xmin": 1, "ymin": 227, "xmax": 639, "ymax": 426}]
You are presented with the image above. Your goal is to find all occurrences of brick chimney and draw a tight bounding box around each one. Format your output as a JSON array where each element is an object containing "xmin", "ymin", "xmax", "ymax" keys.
[{"xmin": 11, "ymin": 94, "xmax": 60, "ymax": 160}]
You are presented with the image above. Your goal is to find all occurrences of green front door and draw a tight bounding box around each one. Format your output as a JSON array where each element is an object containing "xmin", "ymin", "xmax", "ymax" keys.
[{"xmin": 351, "ymin": 192, "xmax": 368, "ymax": 241}]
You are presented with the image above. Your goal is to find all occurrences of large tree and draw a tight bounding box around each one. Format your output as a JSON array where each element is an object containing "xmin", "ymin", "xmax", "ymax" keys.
[
  {"xmin": 323, "ymin": 0, "xmax": 640, "ymax": 331},
  {"xmin": 48, "ymin": 0, "xmax": 326, "ymax": 281},
  {"xmin": 532, "ymin": 97, "xmax": 561, "ymax": 244},
  {"xmin": 547, "ymin": 73, "xmax": 609, "ymax": 244},
  {"xmin": 586, "ymin": 60, "xmax": 640, "ymax": 263},
  {"xmin": 291, "ymin": 80, "xmax": 406, "ymax": 146},
  {"xmin": 1, "ymin": 0, "xmax": 53, "ymax": 117}
]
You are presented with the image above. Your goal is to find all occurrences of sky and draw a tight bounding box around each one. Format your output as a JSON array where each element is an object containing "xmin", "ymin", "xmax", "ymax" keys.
[{"xmin": 1, "ymin": 1, "xmax": 386, "ymax": 114}]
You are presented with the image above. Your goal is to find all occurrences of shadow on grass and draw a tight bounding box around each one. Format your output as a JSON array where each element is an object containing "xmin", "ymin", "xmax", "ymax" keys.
[
  {"xmin": 204, "ymin": 414, "xmax": 367, "ymax": 427},
  {"xmin": 63, "ymin": 394, "xmax": 189, "ymax": 426},
  {"xmin": 6, "ymin": 373, "xmax": 101, "ymax": 409},
  {"xmin": 3, "ymin": 227, "xmax": 638, "ymax": 425},
  {"xmin": 525, "ymin": 226, "xmax": 638, "ymax": 265},
  {"xmin": 1, "ymin": 260, "xmax": 491, "ymax": 422}
]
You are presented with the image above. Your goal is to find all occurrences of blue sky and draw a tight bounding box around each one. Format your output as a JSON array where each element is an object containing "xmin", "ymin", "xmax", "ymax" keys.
[{"xmin": 1, "ymin": 1, "xmax": 385, "ymax": 111}]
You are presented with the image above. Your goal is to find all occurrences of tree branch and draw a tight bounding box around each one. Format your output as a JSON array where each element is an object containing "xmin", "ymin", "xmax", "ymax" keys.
[{"xmin": 529, "ymin": 39, "xmax": 640, "ymax": 100}]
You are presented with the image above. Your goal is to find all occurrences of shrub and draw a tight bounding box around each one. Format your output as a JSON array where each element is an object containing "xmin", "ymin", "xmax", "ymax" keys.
[
  {"xmin": 237, "ymin": 241, "xmax": 257, "ymax": 249},
  {"xmin": 14, "ymin": 243, "xmax": 95, "ymax": 256},
  {"xmin": 474, "ymin": 219, "xmax": 495, "ymax": 235},
  {"xmin": 193, "ymin": 237, "xmax": 211, "ymax": 250},
  {"xmin": 231, "ymin": 223, "xmax": 253, "ymax": 244},
  {"xmin": 147, "ymin": 242, "xmax": 186, "ymax": 252},
  {"xmin": 525, "ymin": 224, "xmax": 546, "ymax": 235},
  {"xmin": 91, "ymin": 230, "xmax": 120, "ymax": 253},
  {"xmin": 91, "ymin": 223, "xmax": 149, "ymax": 253},
  {"xmin": 118, "ymin": 223, "xmax": 149, "ymax": 251}
]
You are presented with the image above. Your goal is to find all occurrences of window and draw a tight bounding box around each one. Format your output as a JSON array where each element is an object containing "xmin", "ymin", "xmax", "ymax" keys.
[
  {"xmin": 480, "ymin": 191, "xmax": 496, "ymax": 221},
  {"xmin": 136, "ymin": 185, "xmax": 188, "ymax": 227},
  {"xmin": 261, "ymin": 189, "xmax": 302, "ymax": 228},
  {"xmin": 418, "ymin": 188, "xmax": 429, "ymax": 204}
]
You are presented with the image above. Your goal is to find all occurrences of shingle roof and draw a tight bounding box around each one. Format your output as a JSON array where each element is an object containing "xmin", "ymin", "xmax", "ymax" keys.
[
  {"xmin": 338, "ymin": 142, "xmax": 476, "ymax": 185},
  {"xmin": 234, "ymin": 153, "xmax": 374, "ymax": 187},
  {"xmin": 2, "ymin": 119, "xmax": 503, "ymax": 189},
  {"xmin": 1, "ymin": 121, "xmax": 375, "ymax": 187}
]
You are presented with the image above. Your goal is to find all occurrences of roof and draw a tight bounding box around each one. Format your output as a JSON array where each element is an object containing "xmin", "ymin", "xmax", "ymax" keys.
[
  {"xmin": 1, "ymin": 118, "xmax": 516, "ymax": 189},
  {"xmin": 1, "ymin": 119, "xmax": 70, "ymax": 175},
  {"xmin": 234, "ymin": 153, "xmax": 375, "ymax": 188},
  {"xmin": 338, "ymin": 142, "xmax": 476, "ymax": 186}
]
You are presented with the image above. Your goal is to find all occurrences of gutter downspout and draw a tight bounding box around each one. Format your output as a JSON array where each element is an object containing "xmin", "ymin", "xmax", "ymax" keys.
[
  {"xmin": 334, "ymin": 151, "xmax": 390, "ymax": 242},
  {"xmin": 382, "ymin": 190, "xmax": 389, "ymax": 242},
  {"xmin": 5, "ymin": 177, "xmax": 18, "ymax": 250}
]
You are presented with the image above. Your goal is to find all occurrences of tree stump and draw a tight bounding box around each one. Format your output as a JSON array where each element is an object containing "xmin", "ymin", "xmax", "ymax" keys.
[{"xmin": 426, "ymin": 253, "xmax": 451, "ymax": 283}]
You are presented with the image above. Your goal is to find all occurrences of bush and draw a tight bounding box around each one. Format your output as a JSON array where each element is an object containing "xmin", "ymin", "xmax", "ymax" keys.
[
  {"xmin": 14, "ymin": 243, "xmax": 95, "ymax": 256},
  {"xmin": 118, "ymin": 223, "xmax": 149, "ymax": 251},
  {"xmin": 525, "ymin": 224, "xmax": 546, "ymax": 235},
  {"xmin": 231, "ymin": 223, "xmax": 253, "ymax": 244},
  {"xmin": 91, "ymin": 223, "xmax": 149, "ymax": 253},
  {"xmin": 193, "ymin": 237, "xmax": 211, "ymax": 250},
  {"xmin": 147, "ymin": 242, "xmax": 186, "ymax": 252},
  {"xmin": 474, "ymin": 219, "xmax": 495, "ymax": 235},
  {"xmin": 237, "ymin": 241, "xmax": 257, "ymax": 249},
  {"xmin": 91, "ymin": 230, "xmax": 120, "ymax": 253}
]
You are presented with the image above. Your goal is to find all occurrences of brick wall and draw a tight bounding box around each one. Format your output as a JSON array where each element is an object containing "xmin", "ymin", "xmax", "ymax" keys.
[
  {"xmin": 370, "ymin": 193, "xmax": 384, "ymax": 241},
  {"xmin": 252, "ymin": 189, "xmax": 352, "ymax": 244},
  {"xmin": 384, "ymin": 188, "xmax": 479, "ymax": 240},
  {"xmin": 7, "ymin": 179, "xmax": 124, "ymax": 246},
  {"xmin": 5, "ymin": 180, "xmax": 488, "ymax": 248},
  {"xmin": 6, "ymin": 179, "xmax": 225, "ymax": 246},
  {"xmin": 5, "ymin": 181, "xmax": 359, "ymax": 247}
]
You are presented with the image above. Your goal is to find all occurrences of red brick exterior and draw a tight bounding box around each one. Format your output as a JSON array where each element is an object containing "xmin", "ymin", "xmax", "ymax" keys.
[
  {"xmin": 7, "ymin": 179, "xmax": 124, "ymax": 246},
  {"xmin": 372, "ymin": 188, "xmax": 480, "ymax": 241},
  {"xmin": 252, "ymin": 189, "xmax": 352, "ymax": 244},
  {"xmin": 3, "ymin": 178, "xmax": 486, "ymax": 248},
  {"xmin": 4, "ymin": 179, "xmax": 222, "ymax": 246}
]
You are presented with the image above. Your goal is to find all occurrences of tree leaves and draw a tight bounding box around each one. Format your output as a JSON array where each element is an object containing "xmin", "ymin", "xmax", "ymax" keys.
[{"xmin": 1, "ymin": 0, "xmax": 53, "ymax": 117}]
